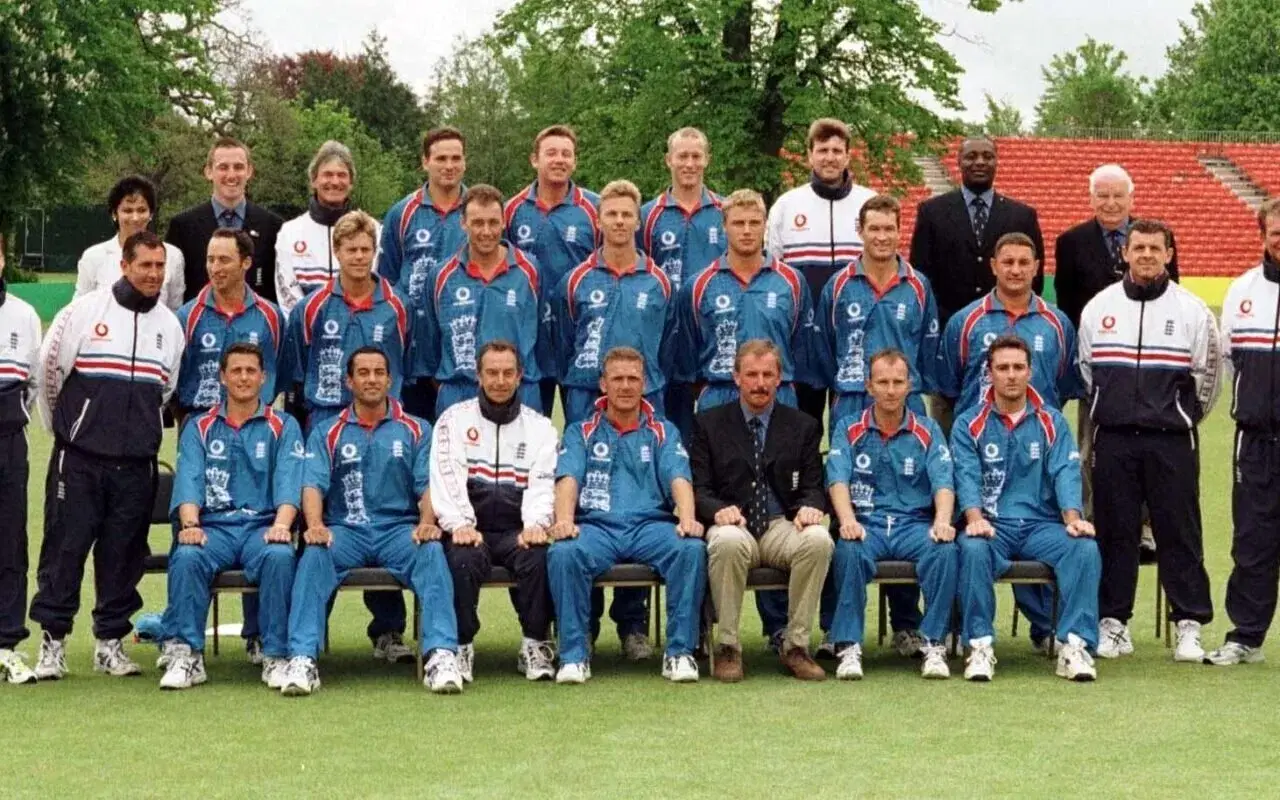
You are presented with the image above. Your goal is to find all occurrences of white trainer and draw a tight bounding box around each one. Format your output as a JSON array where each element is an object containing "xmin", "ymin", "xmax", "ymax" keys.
[
  {"xmin": 623, "ymin": 633, "xmax": 653, "ymax": 661},
  {"xmin": 661, "ymin": 654, "xmax": 699, "ymax": 683},
  {"xmin": 373, "ymin": 632, "xmax": 414, "ymax": 664},
  {"xmin": 34, "ymin": 633, "xmax": 67, "ymax": 681},
  {"xmin": 1096, "ymin": 617, "xmax": 1133, "ymax": 658},
  {"xmin": 425, "ymin": 649, "xmax": 464, "ymax": 694},
  {"xmin": 261, "ymin": 656, "xmax": 290, "ymax": 689},
  {"xmin": 920, "ymin": 644, "xmax": 950, "ymax": 679},
  {"xmin": 518, "ymin": 638, "xmax": 556, "ymax": 681},
  {"xmin": 456, "ymin": 643, "xmax": 475, "ymax": 684},
  {"xmin": 156, "ymin": 639, "xmax": 181, "ymax": 669},
  {"xmin": 835, "ymin": 644, "xmax": 864, "ymax": 680},
  {"xmin": 556, "ymin": 661, "xmax": 591, "ymax": 684},
  {"xmin": 964, "ymin": 640, "xmax": 996, "ymax": 682},
  {"xmin": 1203, "ymin": 640, "xmax": 1265, "ymax": 666},
  {"xmin": 1174, "ymin": 620, "xmax": 1205, "ymax": 663},
  {"xmin": 0, "ymin": 648, "xmax": 38, "ymax": 685},
  {"xmin": 1055, "ymin": 634, "xmax": 1097, "ymax": 681},
  {"xmin": 891, "ymin": 629, "xmax": 925, "ymax": 658},
  {"xmin": 159, "ymin": 645, "xmax": 207, "ymax": 690},
  {"xmin": 280, "ymin": 656, "xmax": 320, "ymax": 696},
  {"xmin": 94, "ymin": 638, "xmax": 142, "ymax": 677}
]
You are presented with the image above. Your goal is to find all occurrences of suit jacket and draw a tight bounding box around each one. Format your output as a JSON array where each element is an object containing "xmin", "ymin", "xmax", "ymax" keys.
[
  {"xmin": 909, "ymin": 188, "xmax": 1045, "ymax": 325},
  {"xmin": 1053, "ymin": 219, "xmax": 1180, "ymax": 329},
  {"xmin": 688, "ymin": 401, "xmax": 826, "ymax": 530},
  {"xmin": 166, "ymin": 200, "xmax": 283, "ymax": 303}
]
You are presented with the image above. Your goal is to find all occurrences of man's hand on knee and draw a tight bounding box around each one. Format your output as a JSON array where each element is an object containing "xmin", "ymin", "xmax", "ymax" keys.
[
  {"xmin": 794, "ymin": 506, "xmax": 824, "ymax": 528},
  {"xmin": 304, "ymin": 525, "xmax": 334, "ymax": 547},
  {"xmin": 451, "ymin": 525, "xmax": 483, "ymax": 547},
  {"xmin": 517, "ymin": 525, "xmax": 549, "ymax": 549},
  {"xmin": 548, "ymin": 520, "xmax": 579, "ymax": 541},
  {"xmin": 178, "ymin": 525, "xmax": 207, "ymax": 546},
  {"xmin": 413, "ymin": 522, "xmax": 443, "ymax": 544}
]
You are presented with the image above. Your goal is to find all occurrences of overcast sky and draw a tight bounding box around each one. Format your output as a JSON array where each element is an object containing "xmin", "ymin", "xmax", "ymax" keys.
[{"xmin": 241, "ymin": 0, "xmax": 1200, "ymax": 123}]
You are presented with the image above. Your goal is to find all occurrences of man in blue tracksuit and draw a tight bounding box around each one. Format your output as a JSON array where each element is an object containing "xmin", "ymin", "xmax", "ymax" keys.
[
  {"xmin": 379, "ymin": 127, "xmax": 469, "ymax": 420},
  {"xmin": 547, "ymin": 346, "xmax": 707, "ymax": 684},
  {"xmin": 952, "ymin": 335, "xmax": 1100, "ymax": 682},
  {"xmin": 825, "ymin": 348, "xmax": 957, "ymax": 680},
  {"xmin": 416, "ymin": 185, "xmax": 551, "ymax": 418},
  {"xmin": 281, "ymin": 210, "xmax": 412, "ymax": 658},
  {"xmin": 504, "ymin": 125, "xmax": 600, "ymax": 413},
  {"xmin": 158, "ymin": 343, "xmax": 303, "ymax": 691},
  {"xmin": 281, "ymin": 347, "xmax": 462, "ymax": 696},
  {"xmin": 638, "ymin": 127, "xmax": 727, "ymax": 437}
]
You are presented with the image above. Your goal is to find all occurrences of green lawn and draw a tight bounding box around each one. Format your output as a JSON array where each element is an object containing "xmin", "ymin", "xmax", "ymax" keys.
[{"xmin": 6, "ymin": 400, "xmax": 1275, "ymax": 799}]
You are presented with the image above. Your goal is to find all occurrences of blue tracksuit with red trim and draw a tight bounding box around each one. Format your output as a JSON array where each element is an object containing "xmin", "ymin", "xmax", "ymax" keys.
[
  {"xmin": 377, "ymin": 184, "xmax": 467, "ymax": 312},
  {"xmin": 504, "ymin": 181, "xmax": 600, "ymax": 291},
  {"xmin": 547, "ymin": 399, "xmax": 705, "ymax": 664},
  {"xmin": 637, "ymin": 189, "xmax": 726, "ymax": 294},
  {"xmin": 175, "ymin": 284, "xmax": 284, "ymax": 411},
  {"xmin": 951, "ymin": 396, "xmax": 1100, "ymax": 648}
]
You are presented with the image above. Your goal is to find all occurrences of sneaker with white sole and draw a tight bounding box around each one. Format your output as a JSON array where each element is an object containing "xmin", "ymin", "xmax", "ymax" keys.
[
  {"xmin": 517, "ymin": 638, "xmax": 556, "ymax": 681},
  {"xmin": 814, "ymin": 633, "xmax": 836, "ymax": 661},
  {"xmin": 457, "ymin": 643, "xmax": 475, "ymax": 683},
  {"xmin": 0, "ymin": 648, "xmax": 37, "ymax": 685},
  {"xmin": 1203, "ymin": 640, "xmax": 1264, "ymax": 666},
  {"xmin": 373, "ymin": 632, "xmax": 414, "ymax": 664},
  {"xmin": 261, "ymin": 656, "xmax": 290, "ymax": 689},
  {"xmin": 661, "ymin": 654, "xmax": 699, "ymax": 683},
  {"xmin": 280, "ymin": 656, "xmax": 319, "ymax": 696},
  {"xmin": 891, "ymin": 629, "xmax": 925, "ymax": 658},
  {"xmin": 835, "ymin": 644, "xmax": 864, "ymax": 680},
  {"xmin": 159, "ymin": 645, "xmax": 207, "ymax": 690},
  {"xmin": 623, "ymin": 633, "xmax": 653, "ymax": 661},
  {"xmin": 1096, "ymin": 617, "xmax": 1133, "ymax": 659},
  {"xmin": 34, "ymin": 633, "xmax": 67, "ymax": 681},
  {"xmin": 94, "ymin": 638, "xmax": 142, "ymax": 677},
  {"xmin": 424, "ymin": 649, "xmax": 464, "ymax": 694},
  {"xmin": 964, "ymin": 639, "xmax": 996, "ymax": 681},
  {"xmin": 156, "ymin": 639, "xmax": 181, "ymax": 669},
  {"xmin": 1174, "ymin": 620, "xmax": 1205, "ymax": 663},
  {"xmin": 245, "ymin": 636, "xmax": 264, "ymax": 666},
  {"xmin": 556, "ymin": 661, "xmax": 591, "ymax": 684},
  {"xmin": 920, "ymin": 644, "xmax": 950, "ymax": 679},
  {"xmin": 1055, "ymin": 634, "xmax": 1097, "ymax": 681}
]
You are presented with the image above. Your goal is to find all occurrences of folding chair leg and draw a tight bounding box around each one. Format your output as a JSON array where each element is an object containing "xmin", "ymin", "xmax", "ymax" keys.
[
  {"xmin": 1011, "ymin": 594, "xmax": 1020, "ymax": 638},
  {"xmin": 653, "ymin": 585, "xmax": 663, "ymax": 650},
  {"xmin": 212, "ymin": 593, "xmax": 220, "ymax": 656},
  {"xmin": 877, "ymin": 585, "xmax": 887, "ymax": 646},
  {"xmin": 414, "ymin": 593, "xmax": 423, "ymax": 684},
  {"xmin": 1155, "ymin": 572, "xmax": 1165, "ymax": 642},
  {"xmin": 1049, "ymin": 585, "xmax": 1060, "ymax": 659}
]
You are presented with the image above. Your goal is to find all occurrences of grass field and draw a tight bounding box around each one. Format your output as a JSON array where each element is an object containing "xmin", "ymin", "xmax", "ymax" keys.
[{"xmin": 6, "ymin": 398, "xmax": 1276, "ymax": 799}]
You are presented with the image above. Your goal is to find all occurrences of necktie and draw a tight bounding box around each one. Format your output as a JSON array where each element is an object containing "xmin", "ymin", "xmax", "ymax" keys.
[
  {"xmin": 1108, "ymin": 230, "xmax": 1126, "ymax": 277},
  {"xmin": 746, "ymin": 417, "xmax": 769, "ymax": 538},
  {"xmin": 971, "ymin": 196, "xmax": 989, "ymax": 245},
  {"xmin": 219, "ymin": 209, "xmax": 238, "ymax": 229}
]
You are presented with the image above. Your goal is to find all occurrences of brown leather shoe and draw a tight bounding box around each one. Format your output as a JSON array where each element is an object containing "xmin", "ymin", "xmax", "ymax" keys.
[
  {"xmin": 713, "ymin": 646, "xmax": 744, "ymax": 683},
  {"xmin": 781, "ymin": 646, "xmax": 827, "ymax": 681}
]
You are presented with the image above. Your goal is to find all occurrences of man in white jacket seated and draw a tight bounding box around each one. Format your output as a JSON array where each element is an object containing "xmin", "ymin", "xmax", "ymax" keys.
[
  {"xmin": 430, "ymin": 340, "xmax": 560, "ymax": 683},
  {"xmin": 76, "ymin": 176, "xmax": 185, "ymax": 311}
]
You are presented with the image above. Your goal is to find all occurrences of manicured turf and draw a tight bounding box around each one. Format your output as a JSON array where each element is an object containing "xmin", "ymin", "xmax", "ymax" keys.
[{"xmin": 6, "ymin": 400, "xmax": 1276, "ymax": 799}]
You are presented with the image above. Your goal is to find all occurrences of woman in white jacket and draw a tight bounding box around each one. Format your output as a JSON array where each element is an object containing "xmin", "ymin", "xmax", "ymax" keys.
[{"xmin": 75, "ymin": 176, "xmax": 185, "ymax": 311}]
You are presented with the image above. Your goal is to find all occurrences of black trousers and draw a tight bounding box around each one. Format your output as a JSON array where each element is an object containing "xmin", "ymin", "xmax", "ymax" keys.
[
  {"xmin": 30, "ymin": 444, "xmax": 156, "ymax": 640},
  {"xmin": 401, "ymin": 378, "xmax": 439, "ymax": 424},
  {"xmin": 1225, "ymin": 429, "xmax": 1280, "ymax": 647},
  {"xmin": 1093, "ymin": 426, "xmax": 1213, "ymax": 624},
  {"xmin": 795, "ymin": 382, "xmax": 827, "ymax": 426},
  {"xmin": 0, "ymin": 432, "xmax": 29, "ymax": 649},
  {"xmin": 444, "ymin": 531, "xmax": 552, "ymax": 644}
]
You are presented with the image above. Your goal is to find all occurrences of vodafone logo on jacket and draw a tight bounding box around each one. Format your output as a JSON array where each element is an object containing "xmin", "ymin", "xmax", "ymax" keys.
[
  {"xmin": 792, "ymin": 213, "xmax": 809, "ymax": 231},
  {"xmin": 92, "ymin": 322, "xmax": 110, "ymax": 340},
  {"xmin": 293, "ymin": 240, "xmax": 307, "ymax": 254}
]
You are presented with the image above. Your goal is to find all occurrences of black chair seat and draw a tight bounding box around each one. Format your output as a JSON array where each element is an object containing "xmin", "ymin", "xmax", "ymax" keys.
[{"xmin": 1004, "ymin": 561, "xmax": 1054, "ymax": 582}]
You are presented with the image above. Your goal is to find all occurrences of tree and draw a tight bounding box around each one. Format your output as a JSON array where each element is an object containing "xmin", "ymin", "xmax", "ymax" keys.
[
  {"xmin": 490, "ymin": 0, "xmax": 1011, "ymax": 200},
  {"xmin": 1149, "ymin": 0, "xmax": 1280, "ymax": 132},
  {"xmin": 1033, "ymin": 38, "xmax": 1146, "ymax": 133},
  {"xmin": 979, "ymin": 93, "xmax": 1024, "ymax": 136}
]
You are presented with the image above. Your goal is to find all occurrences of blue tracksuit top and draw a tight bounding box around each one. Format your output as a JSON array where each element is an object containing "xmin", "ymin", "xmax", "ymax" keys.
[
  {"xmin": 637, "ymin": 188, "xmax": 726, "ymax": 293},
  {"xmin": 175, "ymin": 284, "xmax": 284, "ymax": 410},
  {"xmin": 282, "ymin": 277, "xmax": 411, "ymax": 414},
  {"xmin": 171, "ymin": 403, "xmax": 305, "ymax": 525},
  {"xmin": 811, "ymin": 257, "xmax": 940, "ymax": 397},
  {"xmin": 554, "ymin": 250, "xmax": 676, "ymax": 393},
  {"xmin": 675, "ymin": 257, "xmax": 813, "ymax": 385},
  {"xmin": 377, "ymin": 183, "xmax": 467, "ymax": 301},
  {"xmin": 304, "ymin": 399, "xmax": 431, "ymax": 529},
  {"xmin": 951, "ymin": 394, "xmax": 1082, "ymax": 523},
  {"xmin": 555, "ymin": 398, "xmax": 691, "ymax": 527},
  {"xmin": 504, "ymin": 180, "xmax": 600, "ymax": 290},
  {"xmin": 938, "ymin": 291, "xmax": 1081, "ymax": 414},
  {"xmin": 825, "ymin": 409, "xmax": 953, "ymax": 522},
  {"xmin": 416, "ymin": 243, "xmax": 551, "ymax": 384}
]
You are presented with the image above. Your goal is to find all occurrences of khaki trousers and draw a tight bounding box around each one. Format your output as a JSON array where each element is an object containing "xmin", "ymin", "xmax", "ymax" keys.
[{"xmin": 706, "ymin": 518, "xmax": 833, "ymax": 651}]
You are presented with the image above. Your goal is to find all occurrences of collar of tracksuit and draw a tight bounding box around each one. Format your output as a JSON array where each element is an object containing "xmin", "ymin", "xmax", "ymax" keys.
[
  {"xmin": 1264, "ymin": 252, "xmax": 1280, "ymax": 284},
  {"xmin": 478, "ymin": 391, "xmax": 521, "ymax": 425},
  {"xmin": 112, "ymin": 277, "xmax": 160, "ymax": 313},
  {"xmin": 1121, "ymin": 271, "xmax": 1169, "ymax": 302},
  {"xmin": 308, "ymin": 195, "xmax": 351, "ymax": 227},
  {"xmin": 809, "ymin": 171, "xmax": 853, "ymax": 201}
]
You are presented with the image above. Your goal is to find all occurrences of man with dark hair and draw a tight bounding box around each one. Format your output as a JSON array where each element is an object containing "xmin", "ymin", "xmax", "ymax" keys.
[
  {"xmin": 430, "ymin": 340, "xmax": 559, "ymax": 683},
  {"xmin": 31, "ymin": 230, "xmax": 184, "ymax": 680},
  {"xmin": 952, "ymin": 335, "xmax": 1100, "ymax": 682},
  {"xmin": 1079, "ymin": 219, "xmax": 1221, "ymax": 662},
  {"xmin": 166, "ymin": 137, "xmax": 283, "ymax": 303}
]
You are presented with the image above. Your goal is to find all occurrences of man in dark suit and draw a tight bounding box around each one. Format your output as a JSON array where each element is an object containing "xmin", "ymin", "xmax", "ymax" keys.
[
  {"xmin": 909, "ymin": 135, "xmax": 1044, "ymax": 434},
  {"xmin": 166, "ymin": 137, "xmax": 283, "ymax": 304},
  {"xmin": 689, "ymin": 339, "xmax": 833, "ymax": 682}
]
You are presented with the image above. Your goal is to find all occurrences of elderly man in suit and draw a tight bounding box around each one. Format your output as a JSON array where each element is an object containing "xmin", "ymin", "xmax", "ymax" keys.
[
  {"xmin": 166, "ymin": 137, "xmax": 283, "ymax": 304},
  {"xmin": 690, "ymin": 339, "xmax": 833, "ymax": 682}
]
